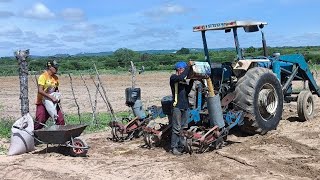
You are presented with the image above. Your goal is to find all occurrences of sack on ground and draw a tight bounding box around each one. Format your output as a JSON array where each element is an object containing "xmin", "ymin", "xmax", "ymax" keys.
[
  {"xmin": 43, "ymin": 92, "xmax": 61, "ymax": 120},
  {"xmin": 8, "ymin": 113, "xmax": 35, "ymax": 156}
]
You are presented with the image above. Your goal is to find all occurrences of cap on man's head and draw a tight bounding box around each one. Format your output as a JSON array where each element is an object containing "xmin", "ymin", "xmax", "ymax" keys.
[
  {"xmin": 174, "ymin": 61, "xmax": 187, "ymax": 70},
  {"xmin": 47, "ymin": 59, "xmax": 59, "ymax": 69}
]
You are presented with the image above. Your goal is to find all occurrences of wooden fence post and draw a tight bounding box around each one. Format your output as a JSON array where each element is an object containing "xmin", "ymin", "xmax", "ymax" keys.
[{"xmin": 15, "ymin": 49, "xmax": 30, "ymax": 116}]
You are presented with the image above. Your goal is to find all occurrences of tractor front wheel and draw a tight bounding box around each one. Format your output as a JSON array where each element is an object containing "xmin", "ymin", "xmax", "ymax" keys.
[{"xmin": 297, "ymin": 90, "xmax": 314, "ymax": 121}]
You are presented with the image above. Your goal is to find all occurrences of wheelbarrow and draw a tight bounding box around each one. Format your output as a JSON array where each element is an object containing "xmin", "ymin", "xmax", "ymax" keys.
[
  {"xmin": 14, "ymin": 124, "xmax": 90, "ymax": 157},
  {"xmin": 33, "ymin": 124, "xmax": 89, "ymax": 157}
]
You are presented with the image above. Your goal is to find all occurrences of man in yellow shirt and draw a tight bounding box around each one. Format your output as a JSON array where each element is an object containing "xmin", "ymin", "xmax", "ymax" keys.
[{"xmin": 34, "ymin": 60, "xmax": 65, "ymax": 130}]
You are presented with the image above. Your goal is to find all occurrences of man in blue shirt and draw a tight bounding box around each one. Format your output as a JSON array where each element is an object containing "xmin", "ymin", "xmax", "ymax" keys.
[{"xmin": 170, "ymin": 61, "xmax": 193, "ymax": 155}]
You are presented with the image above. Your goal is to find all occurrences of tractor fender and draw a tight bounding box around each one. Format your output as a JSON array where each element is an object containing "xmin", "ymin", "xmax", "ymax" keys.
[
  {"xmin": 233, "ymin": 59, "xmax": 270, "ymax": 71},
  {"xmin": 233, "ymin": 59, "xmax": 271, "ymax": 77}
]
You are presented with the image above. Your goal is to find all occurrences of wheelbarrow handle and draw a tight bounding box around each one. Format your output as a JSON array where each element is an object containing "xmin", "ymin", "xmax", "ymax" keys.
[{"xmin": 33, "ymin": 120, "xmax": 49, "ymax": 128}]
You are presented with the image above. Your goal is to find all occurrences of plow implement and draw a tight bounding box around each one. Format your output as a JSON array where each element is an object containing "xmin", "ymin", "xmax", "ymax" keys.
[
  {"xmin": 110, "ymin": 104, "xmax": 165, "ymax": 142},
  {"xmin": 181, "ymin": 110, "xmax": 243, "ymax": 154},
  {"xmin": 181, "ymin": 125, "xmax": 227, "ymax": 154},
  {"xmin": 110, "ymin": 116, "xmax": 149, "ymax": 142},
  {"xmin": 143, "ymin": 123, "xmax": 172, "ymax": 148}
]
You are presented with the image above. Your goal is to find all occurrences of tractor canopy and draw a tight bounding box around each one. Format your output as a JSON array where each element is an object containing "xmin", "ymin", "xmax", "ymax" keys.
[
  {"xmin": 193, "ymin": 20, "xmax": 268, "ymax": 61},
  {"xmin": 193, "ymin": 20, "xmax": 267, "ymax": 32}
]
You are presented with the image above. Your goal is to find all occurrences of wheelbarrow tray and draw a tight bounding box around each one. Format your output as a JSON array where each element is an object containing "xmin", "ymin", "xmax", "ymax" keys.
[{"xmin": 34, "ymin": 124, "xmax": 87, "ymax": 144}]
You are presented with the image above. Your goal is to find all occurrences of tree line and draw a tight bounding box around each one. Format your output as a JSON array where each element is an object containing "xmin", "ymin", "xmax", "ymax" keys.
[{"xmin": 0, "ymin": 46, "xmax": 319, "ymax": 76}]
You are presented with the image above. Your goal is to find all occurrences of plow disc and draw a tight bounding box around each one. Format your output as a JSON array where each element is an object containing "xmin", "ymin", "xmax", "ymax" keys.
[
  {"xmin": 110, "ymin": 117, "xmax": 150, "ymax": 142},
  {"xmin": 142, "ymin": 122, "xmax": 171, "ymax": 148},
  {"xmin": 111, "ymin": 123, "xmax": 124, "ymax": 142},
  {"xmin": 181, "ymin": 126, "xmax": 228, "ymax": 154},
  {"xmin": 143, "ymin": 131, "xmax": 160, "ymax": 148}
]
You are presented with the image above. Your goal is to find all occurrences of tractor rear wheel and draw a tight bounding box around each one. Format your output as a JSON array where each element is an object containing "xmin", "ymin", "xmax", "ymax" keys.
[
  {"xmin": 297, "ymin": 90, "xmax": 314, "ymax": 121},
  {"xmin": 234, "ymin": 67, "xmax": 283, "ymax": 135}
]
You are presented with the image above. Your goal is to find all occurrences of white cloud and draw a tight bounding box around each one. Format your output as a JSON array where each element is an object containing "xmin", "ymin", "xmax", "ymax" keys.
[
  {"xmin": 46, "ymin": 41, "xmax": 65, "ymax": 48},
  {"xmin": 61, "ymin": 8, "xmax": 85, "ymax": 21},
  {"xmin": 0, "ymin": 26, "xmax": 23, "ymax": 37},
  {"xmin": 162, "ymin": 4, "xmax": 187, "ymax": 14},
  {"xmin": 0, "ymin": 11, "xmax": 14, "ymax": 18},
  {"xmin": 130, "ymin": 26, "xmax": 179, "ymax": 39},
  {"xmin": 0, "ymin": 41, "xmax": 17, "ymax": 48},
  {"xmin": 61, "ymin": 35, "xmax": 87, "ymax": 42},
  {"xmin": 20, "ymin": 31, "xmax": 59, "ymax": 44},
  {"xmin": 56, "ymin": 22, "xmax": 116, "ymax": 38},
  {"xmin": 23, "ymin": 3, "xmax": 55, "ymax": 19},
  {"xmin": 144, "ymin": 4, "xmax": 190, "ymax": 19},
  {"xmin": 58, "ymin": 22, "xmax": 102, "ymax": 32}
]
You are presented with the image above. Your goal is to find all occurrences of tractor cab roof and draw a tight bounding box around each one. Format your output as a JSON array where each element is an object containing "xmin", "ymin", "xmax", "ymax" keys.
[{"xmin": 193, "ymin": 20, "xmax": 267, "ymax": 32}]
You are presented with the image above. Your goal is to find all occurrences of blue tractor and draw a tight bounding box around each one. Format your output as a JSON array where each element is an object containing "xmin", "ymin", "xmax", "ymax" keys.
[
  {"xmin": 193, "ymin": 20, "xmax": 320, "ymax": 135},
  {"xmin": 143, "ymin": 20, "xmax": 320, "ymax": 152}
]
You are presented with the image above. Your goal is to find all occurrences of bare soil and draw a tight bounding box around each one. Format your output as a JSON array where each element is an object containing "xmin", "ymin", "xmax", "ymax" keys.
[{"xmin": 1, "ymin": 71, "xmax": 320, "ymax": 180}]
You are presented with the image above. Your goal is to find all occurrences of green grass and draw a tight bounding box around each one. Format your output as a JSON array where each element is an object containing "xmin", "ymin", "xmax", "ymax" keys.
[
  {"xmin": 0, "ymin": 111, "xmax": 131, "ymax": 139},
  {"xmin": 64, "ymin": 111, "xmax": 130, "ymax": 133},
  {"xmin": 0, "ymin": 117, "xmax": 15, "ymax": 139},
  {"xmin": 310, "ymin": 64, "xmax": 320, "ymax": 71}
]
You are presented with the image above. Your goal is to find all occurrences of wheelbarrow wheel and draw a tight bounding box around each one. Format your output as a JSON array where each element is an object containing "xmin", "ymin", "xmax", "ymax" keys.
[{"xmin": 69, "ymin": 137, "xmax": 88, "ymax": 157}]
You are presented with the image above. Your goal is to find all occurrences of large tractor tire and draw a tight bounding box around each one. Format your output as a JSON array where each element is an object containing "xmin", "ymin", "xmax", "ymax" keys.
[
  {"xmin": 234, "ymin": 67, "xmax": 283, "ymax": 135},
  {"xmin": 297, "ymin": 90, "xmax": 314, "ymax": 121}
]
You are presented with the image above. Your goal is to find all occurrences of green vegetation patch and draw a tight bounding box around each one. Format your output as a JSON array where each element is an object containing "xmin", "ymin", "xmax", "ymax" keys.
[
  {"xmin": 0, "ymin": 118, "xmax": 14, "ymax": 139},
  {"xmin": 1, "ymin": 46, "xmax": 320, "ymax": 76},
  {"xmin": 64, "ymin": 111, "xmax": 130, "ymax": 134}
]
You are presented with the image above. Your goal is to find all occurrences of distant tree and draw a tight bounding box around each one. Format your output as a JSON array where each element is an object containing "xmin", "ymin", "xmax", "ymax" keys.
[
  {"xmin": 187, "ymin": 55, "xmax": 199, "ymax": 61},
  {"xmin": 114, "ymin": 48, "xmax": 137, "ymax": 67},
  {"xmin": 141, "ymin": 53, "xmax": 149, "ymax": 61},
  {"xmin": 176, "ymin": 47, "xmax": 190, "ymax": 55},
  {"xmin": 246, "ymin": 46, "xmax": 256, "ymax": 53}
]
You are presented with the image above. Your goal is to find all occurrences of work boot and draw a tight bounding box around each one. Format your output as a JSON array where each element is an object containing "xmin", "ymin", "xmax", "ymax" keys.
[{"xmin": 172, "ymin": 148, "xmax": 182, "ymax": 156}]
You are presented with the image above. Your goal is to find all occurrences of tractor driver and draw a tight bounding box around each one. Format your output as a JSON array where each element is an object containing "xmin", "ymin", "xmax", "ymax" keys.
[
  {"xmin": 34, "ymin": 59, "xmax": 65, "ymax": 130},
  {"xmin": 169, "ymin": 61, "xmax": 194, "ymax": 155}
]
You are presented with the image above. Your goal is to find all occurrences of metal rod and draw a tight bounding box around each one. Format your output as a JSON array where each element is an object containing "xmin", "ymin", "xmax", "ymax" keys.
[
  {"xmin": 282, "ymin": 67, "xmax": 299, "ymax": 94},
  {"xmin": 201, "ymin": 31, "xmax": 211, "ymax": 64},
  {"xmin": 280, "ymin": 67, "xmax": 303, "ymax": 80},
  {"xmin": 261, "ymin": 31, "xmax": 268, "ymax": 57},
  {"xmin": 232, "ymin": 28, "xmax": 242, "ymax": 60}
]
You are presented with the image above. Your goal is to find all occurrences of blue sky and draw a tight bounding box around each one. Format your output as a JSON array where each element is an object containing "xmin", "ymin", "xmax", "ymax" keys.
[{"xmin": 0, "ymin": 0, "xmax": 319, "ymax": 56}]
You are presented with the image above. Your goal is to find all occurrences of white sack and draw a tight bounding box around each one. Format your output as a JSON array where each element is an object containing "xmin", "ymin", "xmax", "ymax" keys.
[
  {"xmin": 8, "ymin": 113, "xmax": 35, "ymax": 156},
  {"xmin": 43, "ymin": 92, "xmax": 61, "ymax": 120}
]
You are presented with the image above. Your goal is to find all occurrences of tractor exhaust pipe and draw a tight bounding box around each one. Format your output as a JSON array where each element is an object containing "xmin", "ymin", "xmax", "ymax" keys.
[
  {"xmin": 206, "ymin": 78, "xmax": 225, "ymax": 128},
  {"xmin": 207, "ymin": 94, "xmax": 225, "ymax": 128}
]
